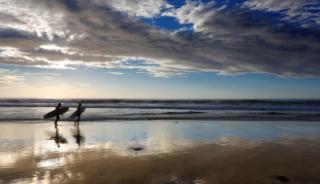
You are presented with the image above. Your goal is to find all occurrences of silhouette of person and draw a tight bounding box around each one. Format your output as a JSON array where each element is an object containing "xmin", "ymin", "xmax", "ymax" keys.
[
  {"xmin": 54, "ymin": 103, "xmax": 62, "ymax": 128},
  {"xmin": 74, "ymin": 102, "xmax": 82, "ymax": 127}
]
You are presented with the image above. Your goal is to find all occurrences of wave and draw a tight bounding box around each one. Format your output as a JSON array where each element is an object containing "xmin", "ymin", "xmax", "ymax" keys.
[
  {"xmin": 0, "ymin": 109, "xmax": 319, "ymax": 122},
  {"xmin": 0, "ymin": 99, "xmax": 320, "ymax": 122},
  {"xmin": 0, "ymin": 99, "xmax": 320, "ymax": 111}
]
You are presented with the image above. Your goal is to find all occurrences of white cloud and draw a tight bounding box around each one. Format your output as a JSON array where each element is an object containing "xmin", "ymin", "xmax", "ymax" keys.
[
  {"xmin": 243, "ymin": 0, "xmax": 320, "ymax": 26},
  {"xmin": 22, "ymin": 72, "xmax": 62, "ymax": 77},
  {"xmin": 163, "ymin": 1, "xmax": 206, "ymax": 27},
  {"xmin": 0, "ymin": 68, "xmax": 62, "ymax": 86},
  {"xmin": 93, "ymin": 0, "xmax": 173, "ymax": 18},
  {"xmin": 0, "ymin": 0, "xmax": 69, "ymax": 40},
  {"xmin": 38, "ymin": 44, "xmax": 76, "ymax": 55},
  {"xmin": 0, "ymin": 0, "xmax": 319, "ymax": 78},
  {"xmin": 0, "ymin": 47, "xmax": 36, "ymax": 64},
  {"xmin": 163, "ymin": 1, "xmax": 229, "ymax": 34},
  {"xmin": 0, "ymin": 47, "xmax": 24, "ymax": 58},
  {"xmin": 105, "ymin": 71, "xmax": 125, "ymax": 75},
  {"xmin": 0, "ymin": 69, "xmax": 25, "ymax": 85},
  {"xmin": 243, "ymin": 0, "xmax": 316, "ymax": 12}
]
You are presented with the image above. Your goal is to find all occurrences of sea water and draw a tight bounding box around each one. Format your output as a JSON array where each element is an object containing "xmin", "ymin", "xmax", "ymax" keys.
[{"xmin": 0, "ymin": 99, "xmax": 319, "ymax": 121}]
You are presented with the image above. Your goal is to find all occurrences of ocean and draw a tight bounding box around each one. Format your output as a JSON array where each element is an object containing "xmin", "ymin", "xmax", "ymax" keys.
[
  {"xmin": 1, "ymin": 100, "xmax": 320, "ymax": 183},
  {"xmin": 0, "ymin": 99, "xmax": 320, "ymax": 121}
]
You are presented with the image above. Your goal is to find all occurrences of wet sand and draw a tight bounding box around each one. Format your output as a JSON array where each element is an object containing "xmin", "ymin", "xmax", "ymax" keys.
[
  {"xmin": 0, "ymin": 121, "xmax": 320, "ymax": 184},
  {"xmin": 1, "ymin": 141, "xmax": 320, "ymax": 184}
]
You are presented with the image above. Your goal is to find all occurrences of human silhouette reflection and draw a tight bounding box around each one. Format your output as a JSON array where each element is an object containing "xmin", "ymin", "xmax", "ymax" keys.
[
  {"xmin": 48, "ymin": 127, "xmax": 68, "ymax": 148},
  {"xmin": 72, "ymin": 124, "xmax": 85, "ymax": 146}
]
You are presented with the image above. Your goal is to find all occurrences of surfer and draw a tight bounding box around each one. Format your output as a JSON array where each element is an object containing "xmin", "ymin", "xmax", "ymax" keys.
[
  {"xmin": 44, "ymin": 103, "xmax": 69, "ymax": 127},
  {"xmin": 54, "ymin": 103, "xmax": 62, "ymax": 128},
  {"xmin": 74, "ymin": 102, "xmax": 82, "ymax": 127}
]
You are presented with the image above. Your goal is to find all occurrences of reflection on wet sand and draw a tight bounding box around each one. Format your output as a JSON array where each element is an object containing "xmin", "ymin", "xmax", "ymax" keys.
[
  {"xmin": 1, "ymin": 140, "xmax": 320, "ymax": 184},
  {"xmin": 0, "ymin": 120, "xmax": 320, "ymax": 184},
  {"xmin": 46, "ymin": 124, "xmax": 85, "ymax": 148},
  {"xmin": 71, "ymin": 125, "xmax": 85, "ymax": 147},
  {"xmin": 47, "ymin": 127, "xmax": 68, "ymax": 148}
]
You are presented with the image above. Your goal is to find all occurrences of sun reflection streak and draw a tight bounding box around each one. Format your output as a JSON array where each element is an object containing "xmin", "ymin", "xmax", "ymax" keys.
[{"xmin": 37, "ymin": 157, "xmax": 65, "ymax": 169}]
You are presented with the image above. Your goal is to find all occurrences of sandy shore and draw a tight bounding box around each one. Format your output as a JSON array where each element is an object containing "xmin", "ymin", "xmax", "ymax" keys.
[
  {"xmin": 1, "ymin": 121, "xmax": 320, "ymax": 184},
  {"xmin": 1, "ymin": 140, "xmax": 320, "ymax": 184}
]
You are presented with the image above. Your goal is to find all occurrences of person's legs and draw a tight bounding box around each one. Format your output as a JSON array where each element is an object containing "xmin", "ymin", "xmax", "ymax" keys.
[
  {"xmin": 75, "ymin": 116, "xmax": 80, "ymax": 126},
  {"xmin": 55, "ymin": 116, "xmax": 60, "ymax": 128},
  {"xmin": 77, "ymin": 116, "xmax": 81, "ymax": 126}
]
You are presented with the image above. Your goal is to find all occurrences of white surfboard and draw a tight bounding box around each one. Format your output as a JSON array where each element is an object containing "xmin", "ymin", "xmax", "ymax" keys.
[{"xmin": 70, "ymin": 106, "xmax": 86, "ymax": 120}]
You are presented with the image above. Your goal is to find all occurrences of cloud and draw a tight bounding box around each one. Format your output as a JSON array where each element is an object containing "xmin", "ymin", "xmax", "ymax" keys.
[
  {"xmin": 105, "ymin": 71, "xmax": 125, "ymax": 75},
  {"xmin": 38, "ymin": 44, "xmax": 76, "ymax": 55},
  {"xmin": 92, "ymin": 0, "xmax": 173, "ymax": 18},
  {"xmin": 243, "ymin": 0, "xmax": 320, "ymax": 27},
  {"xmin": 0, "ymin": 0, "xmax": 319, "ymax": 77},
  {"xmin": 0, "ymin": 74, "xmax": 24, "ymax": 85},
  {"xmin": 0, "ymin": 67, "xmax": 63, "ymax": 86},
  {"xmin": 22, "ymin": 72, "xmax": 62, "ymax": 77},
  {"xmin": 157, "ymin": 1, "xmax": 320, "ymax": 76},
  {"xmin": 0, "ymin": 68, "xmax": 25, "ymax": 85},
  {"xmin": 0, "ymin": 0, "xmax": 70, "ymax": 40}
]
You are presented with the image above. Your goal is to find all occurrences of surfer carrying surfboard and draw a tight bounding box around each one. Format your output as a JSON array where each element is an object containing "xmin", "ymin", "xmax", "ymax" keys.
[
  {"xmin": 70, "ymin": 102, "xmax": 86, "ymax": 126},
  {"xmin": 43, "ymin": 103, "xmax": 69, "ymax": 127}
]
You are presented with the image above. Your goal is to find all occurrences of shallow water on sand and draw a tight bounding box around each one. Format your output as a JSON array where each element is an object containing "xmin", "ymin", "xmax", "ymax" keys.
[{"xmin": 1, "ymin": 120, "xmax": 320, "ymax": 184}]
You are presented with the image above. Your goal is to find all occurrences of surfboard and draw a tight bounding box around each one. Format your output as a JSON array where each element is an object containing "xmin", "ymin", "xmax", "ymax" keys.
[
  {"xmin": 43, "ymin": 107, "xmax": 69, "ymax": 120},
  {"xmin": 70, "ymin": 106, "xmax": 86, "ymax": 120}
]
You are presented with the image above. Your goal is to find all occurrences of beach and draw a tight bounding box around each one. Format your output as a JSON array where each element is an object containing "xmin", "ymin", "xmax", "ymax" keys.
[
  {"xmin": 1, "ymin": 120, "xmax": 320, "ymax": 184},
  {"xmin": 1, "ymin": 0, "xmax": 320, "ymax": 182}
]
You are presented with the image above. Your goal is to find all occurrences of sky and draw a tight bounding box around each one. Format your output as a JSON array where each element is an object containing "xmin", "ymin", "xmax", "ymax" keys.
[{"xmin": 0, "ymin": 0, "xmax": 319, "ymax": 99}]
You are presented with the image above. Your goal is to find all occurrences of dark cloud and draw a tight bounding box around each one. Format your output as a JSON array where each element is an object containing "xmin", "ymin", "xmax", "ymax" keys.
[
  {"xmin": 0, "ymin": 28, "xmax": 31, "ymax": 38},
  {"xmin": 0, "ymin": 0, "xmax": 319, "ymax": 77}
]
